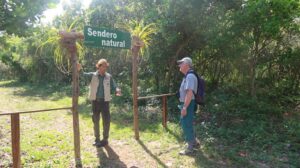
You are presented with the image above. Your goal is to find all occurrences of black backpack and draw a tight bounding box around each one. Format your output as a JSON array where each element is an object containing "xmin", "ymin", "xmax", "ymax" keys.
[{"xmin": 186, "ymin": 70, "xmax": 205, "ymax": 105}]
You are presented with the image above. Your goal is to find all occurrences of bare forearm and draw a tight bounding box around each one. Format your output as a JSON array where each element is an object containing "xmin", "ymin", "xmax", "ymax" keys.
[
  {"xmin": 181, "ymin": 89, "xmax": 193, "ymax": 117},
  {"xmin": 183, "ymin": 90, "xmax": 193, "ymax": 108}
]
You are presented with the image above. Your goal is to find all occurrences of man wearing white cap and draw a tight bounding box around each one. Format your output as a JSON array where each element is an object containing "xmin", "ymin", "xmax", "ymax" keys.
[{"xmin": 177, "ymin": 57, "xmax": 200, "ymax": 155}]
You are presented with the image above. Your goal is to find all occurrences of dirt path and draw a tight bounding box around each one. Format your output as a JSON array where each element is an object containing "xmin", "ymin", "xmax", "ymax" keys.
[{"xmin": 95, "ymin": 139, "xmax": 181, "ymax": 168}]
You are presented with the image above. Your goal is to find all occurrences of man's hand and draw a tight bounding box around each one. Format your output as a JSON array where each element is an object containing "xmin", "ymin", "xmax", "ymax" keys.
[
  {"xmin": 77, "ymin": 63, "xmax": 82, "ymax": 72},
  {"xmin": 116, "ymin": 87, "xmax": 122, "ymax": 96}
]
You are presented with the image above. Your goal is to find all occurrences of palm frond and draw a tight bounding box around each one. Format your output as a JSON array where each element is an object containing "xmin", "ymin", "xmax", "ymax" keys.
[
  {"xmin": 118, "ymin": 20, "xmax": 157, "ymax": 56},
  {"xmin": 36, "ymin": 24, "xmax": 85, "ymax": 74}
]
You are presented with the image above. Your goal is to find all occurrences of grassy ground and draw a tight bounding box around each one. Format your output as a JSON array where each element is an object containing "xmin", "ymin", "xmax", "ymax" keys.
[
  {"xmin": 0, "ymin": 80, "xmax": 299, "ymax": 167},
  {"xmin": 0, "ymin": 80, "xmax": 210, "ymax": 168}
]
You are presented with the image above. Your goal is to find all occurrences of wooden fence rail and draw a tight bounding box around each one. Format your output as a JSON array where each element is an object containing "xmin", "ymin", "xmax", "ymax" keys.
[
  {"xmin": 0, "ymin": 107, "xmax": 72, "ymax": 168},
  {"xmin": 1, "ymin": 93, "xmax": 175, "ymax": 167},
  {"xmin": 138, "ymin": 93, "xmax": 175, "ymax": 128},
  {"xmin": 0, "ymin": 107, "xmax": 72, "ymax": 116}
]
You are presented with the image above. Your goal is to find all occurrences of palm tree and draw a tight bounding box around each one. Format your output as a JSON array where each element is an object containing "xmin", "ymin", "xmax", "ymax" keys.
[
  {"xmin": 37, "ymin": 20, "xmax": 85, "ymax": 74},
  {"xmin": 118, "ymin": 20, "xmax": 157, "ymax": 56},
  {"xmin": 118, "ymin": 20, "xmax": 157, "ymax": 140}
]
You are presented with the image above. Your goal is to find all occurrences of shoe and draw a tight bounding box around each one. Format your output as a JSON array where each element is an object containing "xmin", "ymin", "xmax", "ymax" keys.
[
  {"xmin": 179, "ymin": 148, "xmax": 193, "ymax": 155},
  {"xmin": 96, "ymin": 140, "xmax": 108, "ymax": 148},
  {"xmin": 93, "ymin": 139, "xmax": 101, "ymax": 146},
  {"xmin": 193, "ymin": 141, "xmax": 200, "ymax": 149}
]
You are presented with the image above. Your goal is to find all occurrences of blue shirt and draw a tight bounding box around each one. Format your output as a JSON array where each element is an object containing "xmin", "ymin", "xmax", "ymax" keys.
[{"xmin": 179, "ymin": 72, "xmax": 197, "ymax": 102}]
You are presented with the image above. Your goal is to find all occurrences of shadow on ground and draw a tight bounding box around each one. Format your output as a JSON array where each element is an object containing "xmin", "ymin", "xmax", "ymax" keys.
[
  {"xmin": 137, "ymin": 140, "xmax": 168, "ymax": 168},
  {"xmin": 97, "ymin": 145, "xmax": 127, "ymax": 168},
  {"xmin": 165, "ymin": 125, "xmax": 230, "ymax": 168}
]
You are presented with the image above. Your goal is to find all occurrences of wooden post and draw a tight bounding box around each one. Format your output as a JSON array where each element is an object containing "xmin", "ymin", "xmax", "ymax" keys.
[
  {"xmin": 59, "ymin": 30, "xmax": 83, "ymax": 167},
  {"xmin": 131, "ymin": 36, "xmax": 144, "ymax": 140},
  {"xmin": 162, "ymin": 96, "xmax": 167, "ymax": 128},
  {"xmin": 71, "ymin": 50, "xmax": 82, "ymax": 167},
  {"xmin": 132, "ymin": 45, "xmax": 140, "ymax": 140},
  {"xmin": 165, "ymin": 100, "xmax": 168, "ymax": 128},
  {"xmin": 11, "ymin": 114, "xmax": 21, "ymax": 168}
]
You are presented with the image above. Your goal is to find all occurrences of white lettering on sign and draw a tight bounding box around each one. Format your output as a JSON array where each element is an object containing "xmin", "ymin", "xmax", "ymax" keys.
[
  {"xmin": 101, "ymin": 39, "xmax": 125, "ymax": 48},
  {"xmin": 87, "ymin": 27, "xmax": 117, "ymax": 39},
  {"xmin": 84, "ymin": 26, "xmax": 131, "ymax": 49}
]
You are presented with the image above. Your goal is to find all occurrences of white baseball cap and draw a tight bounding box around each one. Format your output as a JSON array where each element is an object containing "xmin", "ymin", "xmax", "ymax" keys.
[{"xmin": 177, "ymin": 57, "xmax": 193, "ymax": 66}]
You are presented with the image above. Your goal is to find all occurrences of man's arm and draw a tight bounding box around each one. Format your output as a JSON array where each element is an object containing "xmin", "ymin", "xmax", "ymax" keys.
[
  {"xmin": 110, "ymin": 78, "xmax": 117, "ymax": 92},
  {"xmin": 110, "ymin": 77, "xmax": 121, "ymax": 96},
  {"xmin": 181, "ymin": 89, "xmax": 193, "ymax": 117},
  {"xmin": 77, "ymin": 63, "xmax": 93, "ymax": 79}
]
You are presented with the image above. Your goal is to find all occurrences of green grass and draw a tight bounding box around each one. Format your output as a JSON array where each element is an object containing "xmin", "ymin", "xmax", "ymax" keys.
[
  {"xmin": 0, "ymin": 80, "xmax": 299, "ymax": 167},
  {"xmin": 0, "ymin": 80, "xmax": 188, "ymax": 167}
]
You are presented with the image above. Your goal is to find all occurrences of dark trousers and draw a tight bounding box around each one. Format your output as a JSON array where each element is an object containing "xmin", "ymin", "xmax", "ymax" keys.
[{"xmin": 92, "ymin": 99, "xmax": 110, "ymax": 141}]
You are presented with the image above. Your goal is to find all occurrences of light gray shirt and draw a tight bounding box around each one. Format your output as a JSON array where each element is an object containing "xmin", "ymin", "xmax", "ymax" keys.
[{"xmin": 179, "ymin": 73, "xmax": 198, "ymax": 102}]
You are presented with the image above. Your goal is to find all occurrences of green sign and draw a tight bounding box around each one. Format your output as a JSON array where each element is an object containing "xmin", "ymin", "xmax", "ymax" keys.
[{"xmin": 84, "ymin": 26, "xmax": 131, "ymax": 49}]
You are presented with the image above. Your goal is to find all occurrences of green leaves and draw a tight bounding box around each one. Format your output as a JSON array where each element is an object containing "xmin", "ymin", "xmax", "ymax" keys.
[
  {"xmin": 37, "ymin": 26, "xmax": 84, "ymax": 74},
  {"xmin": 0, "ymin": 0, "xmax": 60, "ymax": 36},
  {"xmin": 120, "ymin": 20, "xmax": 157, "ymax": 55}
]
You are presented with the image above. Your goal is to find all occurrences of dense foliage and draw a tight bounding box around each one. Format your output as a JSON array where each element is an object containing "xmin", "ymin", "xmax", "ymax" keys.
[
  {"xmin": 0, "ymin": 0, "xmax": 59, "ymax": 35},
  {"xmin": 0, "ymin": 0, "xmax": 299, "ymax": 166}
]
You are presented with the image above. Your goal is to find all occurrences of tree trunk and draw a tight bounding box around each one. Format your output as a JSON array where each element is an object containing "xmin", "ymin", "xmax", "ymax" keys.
[
  {"xmin": 249, "ymin": 28, "xmax": 260, "ymax": 97},
  {"xmin": 132, "ymin": 46, "xmax": 140, "ymax": 140}
]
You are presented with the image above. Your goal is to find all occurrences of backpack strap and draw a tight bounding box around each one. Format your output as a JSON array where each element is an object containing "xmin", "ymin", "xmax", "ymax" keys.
[
  {"xmin": 185, "ymin": 69, "xmax": 197, "ymax": 79},
  {"xmin": 185, "ymin": 69, "xmax": 199, "ymax": 95}
]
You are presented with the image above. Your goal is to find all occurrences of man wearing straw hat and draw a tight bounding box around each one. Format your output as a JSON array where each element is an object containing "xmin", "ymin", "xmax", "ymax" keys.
[{"xmin": 78, "ymin": 58, "xmax": 121, "ymax": 147}]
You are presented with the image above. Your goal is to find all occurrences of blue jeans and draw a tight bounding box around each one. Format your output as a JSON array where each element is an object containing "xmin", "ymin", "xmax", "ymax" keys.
[{"xmin": 179, "ymin": 100, "xmax": 196, "ymax": 142}]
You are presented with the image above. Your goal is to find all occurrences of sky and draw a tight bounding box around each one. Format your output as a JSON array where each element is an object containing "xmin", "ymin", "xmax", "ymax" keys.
[{"xmin": 42, "ymin": 0, "xmax": 91, "ymax": 24}]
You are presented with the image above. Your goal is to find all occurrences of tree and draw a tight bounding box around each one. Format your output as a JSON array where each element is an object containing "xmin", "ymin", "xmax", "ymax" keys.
[
  {"xmin": 0, "ymin": 0, "xmax": 59, "ymax": 36},
  {"xmin": 46, "ymin": 0, "xmax": 89, "ymax": 74},
  {"xmin": 231, "ymin": 0, "xmax": 299, "ymax": 97}
]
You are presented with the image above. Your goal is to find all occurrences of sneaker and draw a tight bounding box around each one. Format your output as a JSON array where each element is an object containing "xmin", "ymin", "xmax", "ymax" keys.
[
  {"xmin": 96, "ymin": 139, "xmax": 108, "ymax": 148},
  {"xmin": 193, "ymin": 141, "xmax": 200, "ymax": 149},
  {"xmin": 93, "ymin": 139, "xmax": 101, "ymax": 146},
  {"xmin": 179, "ymin": 148, "xmax": 193, "ymax": 155}
]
